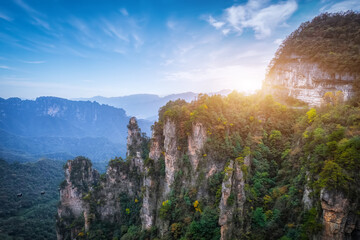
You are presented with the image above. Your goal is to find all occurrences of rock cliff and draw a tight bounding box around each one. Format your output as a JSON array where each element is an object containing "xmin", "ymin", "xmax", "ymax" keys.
[
  {"xmin": 56, "ymin": 116, "xmax": 250, "ymax": 239},
  {"xmin": 264, "ymin": 60, "xmax": 357, "ymax": 106},
  {"xmin": 264, "ymin": 12, "xmax": 360, "ymax": 106},
  {"xmin": 319, "ymin": 190, "xmax": 360, "ymax": 240},
  {"xmin": 56, "ymin": 156, "xmax": 99, "ymax": 240}
]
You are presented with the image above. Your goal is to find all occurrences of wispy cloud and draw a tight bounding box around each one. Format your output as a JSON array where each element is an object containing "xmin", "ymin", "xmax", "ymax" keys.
[
  {"xmin": 13, "ymin": 0, "xmax": 39, "ymax": 15},
  {"xmin": 132, "ymin": 33, "xmax": 144, "ymax": 49},
  {"xmin": 102, "ymin": 19, "xmax": 128, "ymax": 42},
  {"xmin": 13, "ymin": 0, "xmax": 51, "ymax": 30},
  {"xmin": 320, "ymin": 0, "xmax": 360, "ymax": 12},
  {"xmin": 69, "ymin": 17, "xmax": 90, "ymax": 36},
  {"xmin": 120, "ymin": 8, "xmax": 129, "ymax": 16},
  {"xmin": 0, "ymin": 65, "xmax": 14, "ymax": 70},
  {"xmin": 207, "ymin": 0, "xmax": 298, "ymax": 39},
  {"xmin": 273, "ymin": 38, "xmax": 283, "ymax": 45},
  {"xmin": 167, "ymin": 20, "xmax": 176, "ymax": 30},
  {"xmin": 21, "ymin": 60, "xmax": 46, "ymax": 64},
  {"xmin": 0, "ymin": 12, "xmax": 12, "ymax": 21},
  {"xmin": 32, "ymin": 16, "xmax": 50, "ymax": 30},
  {"xmin": 207, "ymin": 16, "xmax": 225, "ymax": 29}
]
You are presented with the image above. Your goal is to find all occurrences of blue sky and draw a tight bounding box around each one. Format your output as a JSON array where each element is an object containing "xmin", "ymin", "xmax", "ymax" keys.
[{"xmin": 0, "ymin": 0, "xmax": 359, "ymax": 99}]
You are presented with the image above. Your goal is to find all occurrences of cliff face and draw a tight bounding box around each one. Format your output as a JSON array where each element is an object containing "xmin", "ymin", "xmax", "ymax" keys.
[
  {"xmin": 219, "ymin": 156, "xmax": 249, "ymax": 240},
  {"xmin": 56, "ymin": 105, "xmax": 359, "ymax": 240},
  {"xmin": 264, "ymin": 12, "xmax": 360, "ymax": 106},
  {"xmin": 264, "ymin": 60, "xmax": 357, "ymax": 106},
  {"xmin": 319, "ymin": 190, "xmax": 360, "ymax": 240},
  {"xmin": 56, "ymin": 157, "xmax": 99, "ymax": 240},
  {"xmin": 56, "ymin": 117, "xmax": 249, "ymax": 239}
]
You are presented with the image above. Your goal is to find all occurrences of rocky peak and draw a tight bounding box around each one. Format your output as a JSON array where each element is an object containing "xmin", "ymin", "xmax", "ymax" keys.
[
  {"xmin": 126, "ymin": 117, "xmax": 143, "ymax": 158},
  {"xmin": 187, "ymin": 122, "xmax": 206, "ymax": 170},
  {"xmin": 163, "ymin": 119, "xmax": 177, "ymax": 195},
  {"xmin": 56, "ymin": 156, "xmax": 99, "ymax": 239},
  {"xmin": 264, "ymin": 12, "xmax": 360, "ymax": 106}
]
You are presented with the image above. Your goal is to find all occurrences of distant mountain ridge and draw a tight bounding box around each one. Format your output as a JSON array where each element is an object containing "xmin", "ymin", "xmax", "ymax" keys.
[
  {"xmin": 0, "ymin": 97, "xmax": 152, "ymax": 169},
  {"xmin": 74, "ymin": 89, "xmax": 232, "ymax": 120}
]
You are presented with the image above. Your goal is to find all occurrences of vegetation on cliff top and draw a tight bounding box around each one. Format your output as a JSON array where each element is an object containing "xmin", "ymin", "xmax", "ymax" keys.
[
  {"xmin": 57, "ymin": 90, "xmax": 360, "ymax": 239},
  {"xmin": 150, "ymin": 92, "xmax": 360, "ymax": 239},
  {"xmin": 268, "ymin": 11, "xmax": 360, "ymax": 76}
]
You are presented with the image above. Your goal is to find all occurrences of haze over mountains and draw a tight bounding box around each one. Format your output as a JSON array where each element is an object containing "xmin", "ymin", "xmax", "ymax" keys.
[
  {"xmin": 75, "ymin": 89, "xmax": 232, "ymax": 120},
  {"xmin": 0, "ymin": 97, "xmax": 152, "ymax": 170},
  {"xmin": 0, "ymin": 91, "xmax": 231, "ymax": 169}
]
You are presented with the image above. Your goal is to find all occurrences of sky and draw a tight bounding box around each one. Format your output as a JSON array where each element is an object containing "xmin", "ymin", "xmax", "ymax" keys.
[{"xmin": 0, "ymin": 0, "xmax": 359, "ymax": 99}]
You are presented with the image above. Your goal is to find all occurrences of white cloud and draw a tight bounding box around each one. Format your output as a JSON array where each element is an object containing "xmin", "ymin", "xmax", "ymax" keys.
[
  {"xmin": 14, "ymin": 0, "xmax": 51, "ymax": 31},
  {"xmin": 114, "ymin": 48, "xmax": 127, "ymax": 55},
  {"xmin": 0, "ymin": 65, "xmax": 12, "ymax": 70},
  {"xmin": 69, "ymin": 17, "xmax": 90, "ymax": 35},
  {"xmin": 320, "ymin": 0, "xmax": 360, "ymax": 12},
  {"xmin": 207, "ymin": 15, "xmax": 225, "ymax": 29},
  {"xmin": 222, "ymin": 28, "xmax": 231, "ymax": 35},
  {"xmin": 102, "ymin": 19, "xmax": 128, "ymax": 42},
  {"xmin": 120, "ymin": 8, "xmax": 129, "ymax": 16},
  {"xmin": 206, "ymin": 0, "xmax": 297, "ymax": 39},
  {"xmin": 132, "ymin": 33, "xmax": 144, "ymax": 49},
  {"xmin": 32, "ymin": 16, "xmax": 50, "ymax": 30},
  {"xmin": 167, "ymin": 20, "xmax": 176, "ymax": 30},
  {"xmin": 273, "ymin": 38, "xmax": 283, "ymax": 45},
  {"xmin": 0, "ymin": 12, "xmax": 12, "ymax": 21},
  {"xmin": 22, "ymin": 60, "xmax": 46, "ymax": 64},
  {"xmin": 161, "ymin": 59, "xmax": 174, "ymax": 66},
  {"xmin": 13, "ymin": 0, "xmax": 39, "ymax": 15}
]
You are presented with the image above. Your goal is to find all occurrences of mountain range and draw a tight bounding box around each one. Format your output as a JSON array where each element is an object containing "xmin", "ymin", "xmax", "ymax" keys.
[
  {"xmin": 74, "ymin": 89, "xmax": 232, "ymax": 120},
  {"xmin": 0, "ymin": 97, "xmax": 152, "ymax": 170}
]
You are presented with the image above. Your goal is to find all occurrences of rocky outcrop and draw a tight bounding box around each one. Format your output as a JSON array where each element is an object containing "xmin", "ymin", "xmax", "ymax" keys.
[
  {"xmin": 140, "ymin": 129, "xmax": 162, "ymax": 230},
  {"xmin": 57, "ymin": 117, "xmax": 250, "ymax": 239},
  {"xmin": 56, "ymin": 156, "xmax": 99, "ymax": 240},
  {"xmin": 56, "ymin": 118, "xmax": 146, "ymax": 239},
  {"xmin": 302, "ymin": 171, "xmax": 313, "ymax": 210},
  {"xmin": 219, "ymin": 155, "xmax": 250, "ymax": 240},
  {"xmin": 264, "ymin": 60, "xmax": 357, "ymax": 106},
  {"xmin": 163, "ymin": 119, "xmax": 178, "ymax": 195},
  {"xmin": 127, "ymin": 116, "xmax": 144, "ymax": 158},
  {"xmin": 320, "ymin": 189, "xmax": 360, "ymax": 240},
  {"xmin": 188, "ymin": 122, "xmax": 207, "ymax": 171}
]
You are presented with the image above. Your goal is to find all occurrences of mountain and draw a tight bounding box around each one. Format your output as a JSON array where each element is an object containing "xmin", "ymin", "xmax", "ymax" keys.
[
  {"xmin": 0, "ymin": 159, "xmax": 64, "ymax": 240},
  {"xmin": 264, "ymin": 12, "xmax": 360, "ymax": 106},
  {"xmin": 56, "ymin": 94, "xmax": 360, "ymax": 240},
  {"xmin": 74, "ymin": 90, "xmax": 232, "ymax": 120},
  {"xmin": 56, "ymin": 13, "xmax": 360, "ymax": 240},
  {"xmin": 0, "ymin": 97, "xmax": 152, "ymax": 169}
]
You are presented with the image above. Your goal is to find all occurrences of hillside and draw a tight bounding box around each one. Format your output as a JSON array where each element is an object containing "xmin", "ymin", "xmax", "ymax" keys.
[
  {"xmin": 264, "ymin": 12, "xmax": 360, "ymax": 106},
  {"xmin": 56, "ymin": 92, "xmax": 360, "ymax": 239},
  {"xmin": 0, "ymin": 159, "xmax": 64, "ymax": 240},
  {"xmin": 0, "ymin": 97, "xmax": 152, "ymax": 169}
]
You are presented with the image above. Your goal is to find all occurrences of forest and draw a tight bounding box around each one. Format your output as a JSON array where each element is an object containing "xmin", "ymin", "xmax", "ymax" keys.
[
  {"xmin": 0, "ymin": 159, "xmax": 64, "ymax": 239},
  {"xmin": 59, "ymin": 90, "xmax": 360, "ymax": 240}
]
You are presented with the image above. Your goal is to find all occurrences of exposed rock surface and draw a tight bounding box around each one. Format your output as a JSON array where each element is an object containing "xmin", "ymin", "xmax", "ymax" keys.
[
  {"xmin": 56, "ymin": 157, "xmax": 99, "ymax": 240},
  {"xmin": 264, "ymin": 60, "xmax": 357, "ymax": 106},
  {"xmin": 188, "ymin": 122, "xmax": 207, "ymax": 171},
  {"xmin": 320, "ymin": 189, "xmax": 360, "ymax": 240},
  {"xmin": 56, "ymin": 117, "xmax": 250, "ymax": 239},
  {"xmin": 163, "ymin": 119, "xmax": 178, "ymax": 195},
  {"xmin": 219, "ymin": 155, "xmax": 249, "ymax": 240}
]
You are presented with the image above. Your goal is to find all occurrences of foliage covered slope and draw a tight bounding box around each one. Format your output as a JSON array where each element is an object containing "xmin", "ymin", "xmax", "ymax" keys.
[
  {"xmin": 268, "ymin": 11, "xmax": 360, "ymax": 75},
  {"xmin": 0, "ymin": 159, "xmax": 64, "ymax": 240},
  {"xmin": 61, "ymin": 91, "xmax": 360, "ymax": 239}
]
